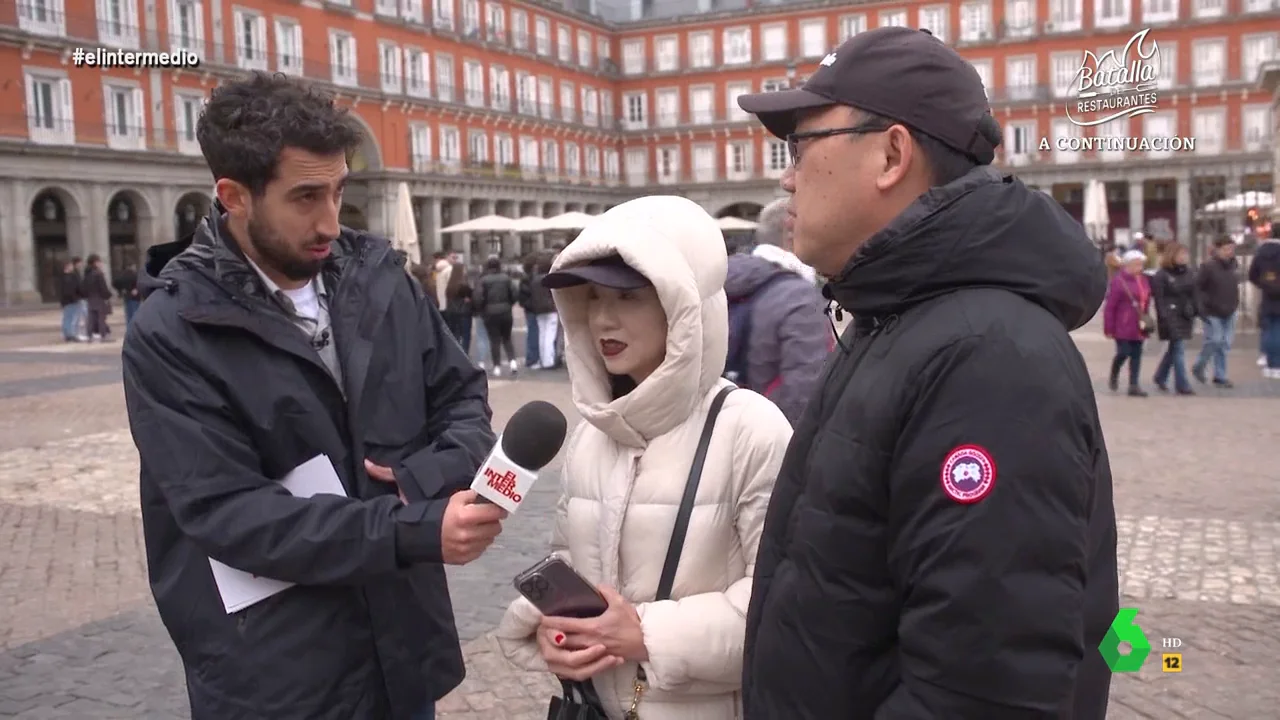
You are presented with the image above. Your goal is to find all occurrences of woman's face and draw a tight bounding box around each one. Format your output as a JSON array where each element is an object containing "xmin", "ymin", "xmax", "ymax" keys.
[
  {"xmin": 585, "ymin": 283, "xmax": 668, "ymax": 384},
  {"xmin": 1174, "ymin": 249, "xmax": 1189, "ymax": 266},
  {"xmin": 1125, "ymin": 259, "xmax": 1144, "ymax": 275}
]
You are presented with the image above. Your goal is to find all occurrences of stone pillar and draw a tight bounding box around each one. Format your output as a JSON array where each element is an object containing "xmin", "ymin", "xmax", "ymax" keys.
[
  {"xmin": 86, "ymin": 184, "xmax": 110, "ymax": 261},
  {"xmin": 1127, "ymin": 180, "xmax": 1144, "ymax": 237},
  {"xmin": 1224, "ymin": 173, "xmax": 1243, "ymax": 234},
  {"xmin": 452, "ymin": 199, "xmax": 471, "ymax": 264},
  {"xmin": 474, "ymin": 199, "xmax": 495, "ymax": 260},
  {"xmin": 364, "ymin": 182, "xmax": 394, "ymax": 238},
  {"xmin": 1175, "ymin": 174, "xmax": 1192, "ymax": 250},
  {"xmin": 154, "ymin": 186, "xmax": 177, "ymax": 250},
  {"xmin": 6, "ymin": 179, "xmax": 38, "ymax": 302},
  {"xmin": 421, "ymin": 196, "xmax": 441, "ymax": 260}
]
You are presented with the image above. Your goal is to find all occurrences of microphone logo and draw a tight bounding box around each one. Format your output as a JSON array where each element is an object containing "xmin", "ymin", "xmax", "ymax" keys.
[{"xmin": 484, "ymin": 466, "xmax": 522, "ymax": 503}]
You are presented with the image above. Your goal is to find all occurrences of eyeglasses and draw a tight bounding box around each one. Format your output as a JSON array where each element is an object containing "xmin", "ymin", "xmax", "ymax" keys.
[{"xmin": 786, "ymin": 120, "xmax": 893, "ymax": 165}]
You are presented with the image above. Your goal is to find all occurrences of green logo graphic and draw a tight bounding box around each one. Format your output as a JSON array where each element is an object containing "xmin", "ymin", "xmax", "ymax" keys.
[{"xmin": 1099, "ymin": 608, "xmax": 1151, "ymax": 672}]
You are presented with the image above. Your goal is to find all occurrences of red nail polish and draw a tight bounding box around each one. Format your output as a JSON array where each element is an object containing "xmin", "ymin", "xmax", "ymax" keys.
[{"xmin": 554, "ymin": 633, "xmax": 565, "ymax": 645}]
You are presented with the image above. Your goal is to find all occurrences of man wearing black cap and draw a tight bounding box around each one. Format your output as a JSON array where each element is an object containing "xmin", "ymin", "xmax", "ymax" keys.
[{"xmin": 737, "ymin": 27, "xmax": 1119, "ymax": 719}]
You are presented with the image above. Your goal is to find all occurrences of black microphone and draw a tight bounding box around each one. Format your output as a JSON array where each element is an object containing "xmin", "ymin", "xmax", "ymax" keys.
[
  {"xmin": 470, "ymin": 401, "xmax": 568, "ymax": 512},
  {"xmin": 311, "ymin": 329, "xmax": 331, "ymax": 350}
]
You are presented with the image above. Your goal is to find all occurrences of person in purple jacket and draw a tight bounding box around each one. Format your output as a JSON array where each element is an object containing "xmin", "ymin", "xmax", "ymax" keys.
[
  {"xmin": 1103, "ymin": 249, "xmax": 1153, "ymax": 397},
  {"xmin": 723, "ymin": 198, "xmax": 832, "ymax": 424}
]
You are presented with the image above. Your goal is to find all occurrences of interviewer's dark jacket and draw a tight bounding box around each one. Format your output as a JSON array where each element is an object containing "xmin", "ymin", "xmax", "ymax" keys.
[
  {"xmin": 743, "ymin": 168, "xmax": 1118, "ymax": 719},
  {"xmin": 123, "ymin": 213, "xmax": 495, "ymax": 720}
]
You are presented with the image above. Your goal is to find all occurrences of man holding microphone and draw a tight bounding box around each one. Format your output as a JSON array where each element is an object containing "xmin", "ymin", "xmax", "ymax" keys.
[{"xmin": 123, "ymin": 72, "xmax": 506, "ymax": 719}]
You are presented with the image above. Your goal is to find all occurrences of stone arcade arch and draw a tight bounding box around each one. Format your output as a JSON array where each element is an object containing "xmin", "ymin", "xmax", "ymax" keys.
[
  {"xmin": 714, "ymin": 202, "xmax": 765, "ymax": 220},
  {"xmin": 106, "ymin": 190, "xmax": 155, "ymax": 278},
  {"xmin": 29, "ymin": 188, "xmax": 84, "ymax": 303},
  {"xmin": 174, "ymin": 192, "xmax": 213, "ymax": 242},
  {"xmin": 344, "ymin": 111, "xmax": 384, "ymax": 175}
]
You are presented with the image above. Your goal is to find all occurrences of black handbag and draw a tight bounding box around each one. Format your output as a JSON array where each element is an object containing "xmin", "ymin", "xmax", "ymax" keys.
[{"xmin": 547, "ymin": 386, "xmax": 735, "ymax": 720}]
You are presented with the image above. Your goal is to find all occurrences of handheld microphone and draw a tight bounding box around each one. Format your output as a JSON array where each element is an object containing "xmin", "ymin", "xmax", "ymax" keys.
[{"xmin": 470, "ymin": 400, "xmax": 568, "ymax": 512}]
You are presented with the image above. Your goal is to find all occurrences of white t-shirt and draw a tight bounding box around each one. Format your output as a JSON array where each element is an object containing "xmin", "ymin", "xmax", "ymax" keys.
[{"xmin": 282, "ymin": 281, "xmax": 321, "ymax": 323}]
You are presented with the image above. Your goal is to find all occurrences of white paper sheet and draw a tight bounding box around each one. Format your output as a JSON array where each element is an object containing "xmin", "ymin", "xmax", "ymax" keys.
[{"xmin": 208, "ymin": 454, "xmax": 348, "ymax": 614}]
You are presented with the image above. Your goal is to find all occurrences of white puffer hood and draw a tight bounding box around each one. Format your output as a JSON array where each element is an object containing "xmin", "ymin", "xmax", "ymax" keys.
[{"xmin": 551, "ymin": 196, "xmax": 728, "ymax": 448}]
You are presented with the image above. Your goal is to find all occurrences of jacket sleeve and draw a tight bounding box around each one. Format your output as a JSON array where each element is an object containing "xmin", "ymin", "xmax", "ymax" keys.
[
  {"xmin": 123, "ymin": 318, "xmax": 450, "ymax": 583},
  {"xmin": 762, "ymin": 284, "xmax": 831, "ymax": 425},
  {"xmin": 634, "ymin": 398, "xmax": 791, "ymax": 693},
  {"xmin": 395, "ymin": 274, "xmax": 496, "ymax": 502},
  {"xmin": 873, "ymin": 335, "xmax": 1095, "ymax": 719}
]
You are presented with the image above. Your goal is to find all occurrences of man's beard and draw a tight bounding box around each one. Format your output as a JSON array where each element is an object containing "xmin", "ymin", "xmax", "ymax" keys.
[{"xmin": 246, "ymin": 214, "xmax": 328, "ymax": 282}]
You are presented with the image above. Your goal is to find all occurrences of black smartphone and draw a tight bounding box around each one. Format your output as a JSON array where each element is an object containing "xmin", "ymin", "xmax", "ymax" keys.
[{"xmin": 513, "ymin": 555, "xmax": 608, "ymax": 618}]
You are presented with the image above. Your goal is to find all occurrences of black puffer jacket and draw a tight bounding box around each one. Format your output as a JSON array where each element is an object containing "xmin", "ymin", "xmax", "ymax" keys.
[
  {"xmin": 124, "ymin": 213, "xmax": 495, "ymax": 719},
  {"xmin": 743, "ymin": 168, "xmax": 1118, "ymax": 719},
  {"xmin": 1152, "ymin": 265, "xmax": 1197, "ymax": 341},
  {"xmin": 475, "ymin": 270, "xmax": 516, "ymax": 317}
]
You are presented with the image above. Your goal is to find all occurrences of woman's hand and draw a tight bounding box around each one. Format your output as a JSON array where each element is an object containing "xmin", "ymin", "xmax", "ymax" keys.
[
  {"xmin": 541, "ymin": 585, "xmax": 649, "ymax": 663},
  {"xmin": 536, "ymin": 627, "xmax": 623, "ymax": 681}
]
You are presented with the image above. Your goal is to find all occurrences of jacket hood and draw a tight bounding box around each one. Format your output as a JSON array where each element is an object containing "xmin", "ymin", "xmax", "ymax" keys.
[
  {"xmin": 724, "ymin": 249, "xmax": 814, "ymax": 298},
  {"xmin": 829, "ymin": 167, "xmax": 1106, "ymax": 331},
  {"xmin": 551, "ymin": 196, "xmax": 727, "ymax": 447}
]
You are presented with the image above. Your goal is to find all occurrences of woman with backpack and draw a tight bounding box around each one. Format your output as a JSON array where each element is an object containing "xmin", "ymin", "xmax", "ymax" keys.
[
  {"xmin": 474, "ymin": 256, "xmax": 519, "ymax": 377},
  {"xmin": 494, "ymin": 196, "xmax": 792, "ymax": 719}
]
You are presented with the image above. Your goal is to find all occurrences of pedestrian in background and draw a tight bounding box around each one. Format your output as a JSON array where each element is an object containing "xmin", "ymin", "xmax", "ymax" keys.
[
  {"xmin": 81, "ymin": 254, "xmax": 114, "ymax": 342},
  {"xmin": 57, "ymin": 256, "xmax": 85, "ymax": 342},
  {"xmin": 518, "ymin": 253, "xmax": 540, "ymax": 368},
  {"xmin": 1192, "ymin": 237, "xmax": 1240, "ymax": 388},
  {"xmin": 1247, "ymin": 225, "xmax": 1280, "ymax": 379},
  {"xmin": 1103, "ymin": 249, "xmax": 1153, "ymax": 397},
  {"xmin": 529, "ymin": 253, "xmax": 560, "ymax": 370},
  {"xmin": 1150, "ymin": 243, "xmax": 1197, "ymax": 395},
  {"xmin": 476, "ymin": 255, "xmax": 519, "ymax": 377},
  {"xmin": 113, "ymin": 261, "xmax": 140, "ymax": 329}
]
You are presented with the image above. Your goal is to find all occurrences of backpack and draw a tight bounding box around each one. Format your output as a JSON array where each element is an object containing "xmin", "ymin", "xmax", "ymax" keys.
[{"xmin": 724, "ymin": 274, "xmax": 787, "ymax": 388}]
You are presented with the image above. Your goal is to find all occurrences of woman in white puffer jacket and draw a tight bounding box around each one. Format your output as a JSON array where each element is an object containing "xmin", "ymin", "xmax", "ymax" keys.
[{"xmin": 494, "ymin": 196, "xmax": 793, "ymax": 720}]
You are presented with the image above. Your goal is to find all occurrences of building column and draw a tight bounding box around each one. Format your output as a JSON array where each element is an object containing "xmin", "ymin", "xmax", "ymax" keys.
[
  {"xmin": 86, "ymin": 183, "xmax": 110, "ymax": 261},
  {"xmin": 364, "ymin": 181, "xmax": 395, "ymax": 238},
  {"xmin": 1175, "ymin": 174, "xmax": 1192, "ymax": 248},
  {"xmin": 6, "ymin": 179, "xmax": 38, "ymax": 302},
  {"xmin": 473, "ymin": 199, "xmax": 495, "ymax": 260},
  {"xmin": 153, "ymin": 185, "xmax": 177, "ymax": 251},
  {"xmin": 1127, "ymin": 180, "xmax": 1144, "ymax": 237},
  {"xmin": 451, "ymin": 199, "xmax": 470, "ymax": 265},
  {"xmin": 1224, "ymin": 173, "xmax": 1243, "ymax": 234},
  {"xmin": 421, "ymin": 196, "xmax": 441, "ymax": 262}
]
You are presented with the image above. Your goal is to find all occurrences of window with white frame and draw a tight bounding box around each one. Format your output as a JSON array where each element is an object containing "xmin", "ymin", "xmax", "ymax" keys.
[
  {"xmin": 376, "ymin": 0, "xmax": 397, "ymax": 16},
  {"xmin": 762, "ymin": 25, "xmax": 786, "ymax": 62},
  {"xmin": 538, "ymin": 76, "xmax": 553, "ymax": 118},
  {"xmin": 436, "ymin": 55, "xmax": 454, "ymax": 101},
  {"xmin": 1192, "ymin": 108, "xmax": 1225, "ymax": 154},
  {"xmin": 625, "ymin": 147, "xmax": 647, "ymax": 185},
  {"xmin": 495, "ymin": 134, "xmax": 514, "ymax": 167},
  {"xmin": 1192, "ymin": 38, "xmax": 1225, "ymax": 87},
  {"xmin": 487, "ymin": 3, "xmax": 505, "ymax": 42},
  {"xmin": 233, "ymin": 10, "xmax": 267, "ymax": 71},
  {"xmin": 1143, "ymin": 113, "xmax": 1175, "ymax": 157},
  {"xmin": 405, "ymin": 48, "xmax": 431, "ymax": 98},
  {"xmin": 1095, "ymin": 0, "xmax": 1129, "ymax": 28},
  {"xmin": 410, "ymin": 124, "xmax": 432, "ymax": 170},
  {"xmin": 878, "ymin": 9, "xmax": 906, "ymax": 27},
  {"xmin": 440, "ymin": 126, "xmax": 461, "ymax": 166},
  {"xmin": 401, "ymin": 0, "xmax": 424, "ymax": 23},
  {"xmin": 919, "ymin": 6, "xmax": 948, "ymax": 43},
  {"xmin": 104, "ymin": 82, "xmax": 145, "ymax": 150},
  {"xmin": 1143, "ymin": 0, "xmax": 1177, "ymax": 23},
  {"xmin": 1242, "ymin": 34, "xmax": 1276, "ymax": 85},
  {"xmin": 19, "ymin": 0, "xmax": 65, "ymax": 36},
  {"xmin": 604, "ymin": 149, "xmax": 620, "ymax": 179},
  {"xmin": 1242, "ymin": 105, "xmax": 1271, "ymax": 150},
  {"xmin": 582, "ymin": 87, "xmax": 598, "ymax": 124},
  {"xmin": 461, "ymin": 0, "xmax": 479, "ymax": 35},
  {"xmin": 1006, "ymin": 121, "xmax": 1036, "ymax": 164},
  {"xmin": 1006, "ymin": 0, "xmax": 1035, "ymax": 37},
  {"xmin": 380, "ymin": 41, "xmax": 403, "ymax": 93},
  {"xmin": 565, "ymin": 142, "xmax": 580, "ymax": 175},
  {"xmin": 1052, "ymin": 119, "xmax": 1081, "ymax": 163},
  {"xmin": 692, "ymin": 144, "xmax": 715, "ymax": 181},
  {"xmin": 274, "ymin": 19, "xmax": 301, "ymax": 75},
  {"xmin": 174, "ymin": 92, "xmax": 203, "ymax": 155},
  {"xmin": 169, "ymin": 0, "xmax": 202, "ymax": 53},
  {"xmin": 463, "ymin": 60, "xmax": 484, "ymax": 106},
  {"xmin": 1244, "ymin": 0, "xmax": 1270, "ymax": 11},
  {"xmin": 764, "ymin": 139, "xmax": 788, "ymax": 175},
  {"xmin": 329, "ymin": 31, "xmax": 357, "ymax": 87},
  {"xmin": 542, "ymin": 140, "xmax": 558, "ymax": 174},
  {"xmin": 959, "ymin": 2, "xmax": 991, "ymax": 42},
  {"xmin": 724, "ymin": 28, "xmax": 751, "ymax": 64},
  {"xmin": 727, "ymin": 82, "xmax": 750, "ymax": 120},
  {"xmin": 655, "ymin": 36, "xmax": 678, "ymax": 71},
  {"xmin": 557, "ymin": 25, "xmax": 571, "ymax": 62},
  {"xmin": 623, "ymin": 39, "xmax": 645, "ymax": 74},
  {"xmin": 490, "ymin": 66, "xmax": 510, "ymax": 110},
  {"xmin": 468, "ymin": 130, "xmax": 488, "ymax": 164},
  {"xmin": 598, "ymin": 37, "xmax": 611, "ymax": 65},
  {"xmin": 726, "ymin": 141, "xmax": 751, "ymax": 179},
  {"xmin": 515, "ymin": 72, "xmax": 535, "ymax": 113},
  {"xmin": 433, "ymin": 0, "xmax": 454, "ymax": 30},
  {"xmin": 97, "ymin": 0, "xmax": 140, "ymax": 48},
  {"xmin": 535, "ymin": 17, "xmax": 550, "ymax": 55},
  {"xmin": 586, "ymin": 146, "xmax": 601, "ymax": 177},
  {"xmin": 512, "ymin": 9, "xmax": 527, "ymax": 48},
  {"xmin": 519, "ymin": 137, "xmax": 539, "ymax": 171},
  {"xmin": 1156, "ymin": 42, "xmax": 1176, "ymax": 89},
  {"xmin": 970, "ymin": 59, "xmax": 993, "ymax": 98},
  {"xmin": 560, "ymin": 81, "xmax": 576, "ymax": 122},
  {"xmin": 578, "ymin": 31, "xmax": 592, "ymax": 66},
  {"xmin": 1192, "ymin": 0, "xmax": 1223, "ymax": 17},
  {"xmin": 760, "ymin": 78, "xmax": 787, "ymax": 92},
  {"xmin": 1097, "ymin": 119, "xmax": 1126, "ymax": 160},
  {"xmin": 1051, "ymin": 53, "xmax": 1078, "ymax": 97},
  {"xmin": 1006, "ymin": 56, "xmax": 1036, "ymax": 100},
  {"xmin": 656, "ymin": 88, "xmax": 679, "ymax": 127},
  {"xmin": 25, "ymin": 71, "xmax": 73, "ymax": 144},
  {"xmin": 624, "ymin": 91, "xmax": 647, "ymax": 129},
  {"xmin": 839, "ymin": 14, "xmax": 866, "ymax": 41},
  {"xmin": 688, "ymin": 32, "xmax": 712, "ymax": 67},
  {"xmin": 601, "ymin": 89, "xmax": 614, "ymax": 125},
  {"xmin": 656, "ymin": 146, "xmax": 679, "ymax": 184},
  {"xmin": 1048, "ymin": 0, "xmax": 1083, "ymax": 31},
  {"xmin": 689, "ymin": 86, "xmax": 713, "ymax": 124},
  {"xmin": 800, "ymin": 20, "xmax": 827, "ymax": 57}
]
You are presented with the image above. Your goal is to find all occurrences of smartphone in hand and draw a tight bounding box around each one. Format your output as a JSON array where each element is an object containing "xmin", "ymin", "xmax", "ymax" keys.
[{"xmin": 513, "ymin": 555, "xmax": 608, "ymax": 618}]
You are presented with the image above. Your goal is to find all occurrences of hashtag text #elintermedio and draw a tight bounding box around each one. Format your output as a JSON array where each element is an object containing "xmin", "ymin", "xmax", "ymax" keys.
[{"xmin": 72, "ymin": 48, "xmax": 200, "ymax": 68}]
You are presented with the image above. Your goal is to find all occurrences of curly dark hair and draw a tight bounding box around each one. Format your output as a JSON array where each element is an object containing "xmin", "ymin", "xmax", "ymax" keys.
[{"xmin": 196, "ymin": 72, "xmax": 364, "ymax": 195}]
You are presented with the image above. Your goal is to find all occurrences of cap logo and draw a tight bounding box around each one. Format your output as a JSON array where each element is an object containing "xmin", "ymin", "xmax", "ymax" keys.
[
  {"xmin": 820, "ymin": 53, "xmax": 837, "ymax": 67},
  {"xmin": 940, "ymin": 444, "xmax": 996, "ymax": 504}
]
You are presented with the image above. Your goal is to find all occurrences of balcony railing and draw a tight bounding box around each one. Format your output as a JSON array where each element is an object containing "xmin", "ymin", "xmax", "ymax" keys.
[{"xmin": 0, "ymin": 115, "xmax": 211, "ymax": 155}]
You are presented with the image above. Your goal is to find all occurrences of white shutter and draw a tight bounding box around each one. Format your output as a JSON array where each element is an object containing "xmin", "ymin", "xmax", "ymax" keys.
[
  {"xmin": 24, "ymin": 74, "xmax": 37, "ymax": 135},
  {"xmin": 195, "ymin": 1, "xmax": 205, "ymax": 50},
  {"xmin": 328, "ymin": 31, "xmax": 338, "ymax": 77},
  {"xmin": 167, "ymin": 0, "xmax": 177, "ymax": 50},
  {"xmin": 102, "ymin": 84, "xmax": 113, "ymax": 139},
  {"xmin": 132, "ymin": 87, "xmax": 145, "ymax": 142}
]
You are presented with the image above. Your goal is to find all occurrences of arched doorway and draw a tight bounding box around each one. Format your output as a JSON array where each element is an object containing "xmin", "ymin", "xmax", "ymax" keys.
[
  {"xmin": 340, "ymin": 203, "xmax": 368, "ymax": 230},
  {"xmin": 715, "ymin": 202, "xmax": 764, "ymax": 221},
  {"xmin": 107, "ymin": 191, "xmax": 152, "ymax": 279},
  {"xmin": 174, "ymin": 192, "xmax": 212, "ymax": 242},
  {"xmin": 30, "ymin": 189, "xmax": 76, "ymax": 303}
]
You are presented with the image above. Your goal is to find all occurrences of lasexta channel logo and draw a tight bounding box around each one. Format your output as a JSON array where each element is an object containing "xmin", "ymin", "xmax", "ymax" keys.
[{"xmin": 1099, "ymin": 608, "xmax": 1151, "ymax": 672}]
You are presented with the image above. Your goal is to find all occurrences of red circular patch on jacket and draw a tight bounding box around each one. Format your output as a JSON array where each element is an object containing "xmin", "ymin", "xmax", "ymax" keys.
[{"xmin": 940, "ymin": 445, "xmax": 996, "ymax": 504}]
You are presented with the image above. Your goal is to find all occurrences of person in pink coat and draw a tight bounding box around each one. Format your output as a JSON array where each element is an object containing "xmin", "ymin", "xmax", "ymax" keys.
[{"xmin": 1103, "ymin": 249, "xmax": 1153, "ymax": 396}]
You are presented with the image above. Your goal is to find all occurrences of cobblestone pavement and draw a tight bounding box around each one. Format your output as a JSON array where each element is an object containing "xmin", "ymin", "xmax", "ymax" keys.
[{"xmin": 0, "ymin": 310, "xmax": 1278, "ymax": 718}]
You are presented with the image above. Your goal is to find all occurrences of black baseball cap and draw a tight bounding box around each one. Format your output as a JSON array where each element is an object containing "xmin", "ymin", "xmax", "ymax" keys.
[
  {"xmin": 737, "ymin": 27, "xmax": 1001, "ymax": 164},
  {"xmin": 541, "ymin": 254, "xmax": 652, "ymax": 290}
]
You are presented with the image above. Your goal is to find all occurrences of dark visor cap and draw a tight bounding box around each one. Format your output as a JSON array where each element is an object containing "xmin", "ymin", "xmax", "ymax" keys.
[
  {"xmin": 541, "ymin": 254, "xmax": 652, "ymax": 290},
  {"xmin": 736, "ymin": 26, "xmax": 1000, "ymax": 164}
]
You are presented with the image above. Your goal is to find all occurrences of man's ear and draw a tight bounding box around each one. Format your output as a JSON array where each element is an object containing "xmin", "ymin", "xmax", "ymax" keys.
[{"xmin": 214, "ymin": 178, "xmax": 250, "ymax": 219}]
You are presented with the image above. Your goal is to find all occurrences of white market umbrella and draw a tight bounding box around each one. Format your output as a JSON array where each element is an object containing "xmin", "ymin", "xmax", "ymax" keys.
[
  {"xmin": 511, "ymin": 215, "xmax": 552, "ymax": 232},
  {"xmin": 1201, "ymin": 190, "xmax": 1274, "ymax": 213},
  {"xmin": 439, "ymin": 214, "xmax": 523, "ymax": 233},
  {"xmin": 717, "ymin": 216, "xmax": 758, "ymax": 231},
  {"xmin": 541, "ymin": 211, "xmax": 597, "ymax": 231},
  {"xmin": 1083, "ymin": 179, "xmax": 1110, "ymax": 244},
  {"xmin": 391, "ymin": 182, "xmax": 420, "ymax": 265}
]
